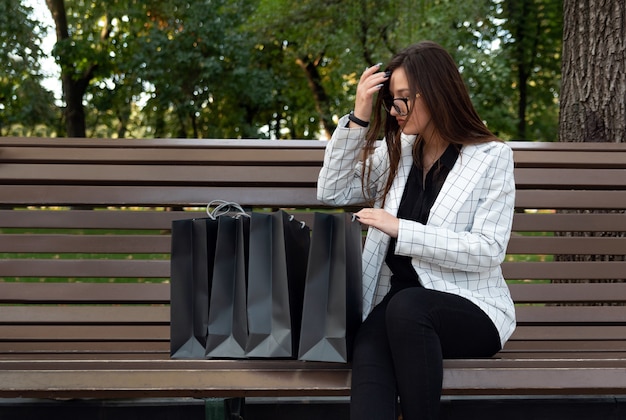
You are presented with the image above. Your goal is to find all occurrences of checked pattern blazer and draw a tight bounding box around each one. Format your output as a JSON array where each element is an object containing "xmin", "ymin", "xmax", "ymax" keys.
[{"xmin": 317, "ymin": 115, "xmax": 517, "ymax": 346}]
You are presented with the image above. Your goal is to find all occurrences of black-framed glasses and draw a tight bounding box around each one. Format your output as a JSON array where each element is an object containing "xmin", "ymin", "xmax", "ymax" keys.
[{"xmin": 382, "ymin": 93, "xmax": 421, "ymax": 117}]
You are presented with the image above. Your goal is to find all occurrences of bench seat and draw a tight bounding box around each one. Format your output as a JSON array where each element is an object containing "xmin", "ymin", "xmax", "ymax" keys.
[{"xmin": 1, "ymin": 138, "xmax": 625, "ymax": 406}]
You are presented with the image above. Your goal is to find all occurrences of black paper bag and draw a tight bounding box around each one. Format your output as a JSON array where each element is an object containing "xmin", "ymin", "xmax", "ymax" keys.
[
  {"xmin": 245, "ymin": 211, "xmax": 310, "ymax": 358},
  {"xmin": 205, "ymin": 215, "xmax": 250, "ymax": 358},
  {"xmin": 298, "ymin": 213, "xmax": 363, "ymax": 363},
  {"xmin": 170, "ymin": 218, "xmax": 218, "ymax": 359}
]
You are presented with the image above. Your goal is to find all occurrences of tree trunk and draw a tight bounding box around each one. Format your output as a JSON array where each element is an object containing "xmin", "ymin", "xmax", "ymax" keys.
[
  {"xmin": 296, "ymin": 55, "xmax": 335, "ymax": 140},
  {"xmin": 556, "ymin": 0, "xmax": 625, "ymax": 290},
  {"xmin": 46, "ymin": 0, "xmax": 96, "ymax": 138},
  {"xmin": 559, "ymin": 0, "xmax": 626, "ymax": 143},
  {"xmin": 61, "ymin": 73, "xmax": 89, "ymax": 138}
]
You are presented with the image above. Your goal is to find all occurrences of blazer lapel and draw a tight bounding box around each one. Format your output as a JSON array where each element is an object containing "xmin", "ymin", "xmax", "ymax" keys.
[{"xmin": 428, "ymin": 143, "xmax": 494, "ymax": 227}]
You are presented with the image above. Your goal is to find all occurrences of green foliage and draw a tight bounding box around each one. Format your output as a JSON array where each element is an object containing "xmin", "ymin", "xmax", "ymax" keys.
[
  {"xmin": 499, "ymin": 0, "xmax": 562, "ymax": 141},
  {"xmin": 7, "ymin": 0, "xmax": 563, "ymax": 140},
  {"xmin": 0, "ymin": 0, "xmax": 58, "ymax": 135}
]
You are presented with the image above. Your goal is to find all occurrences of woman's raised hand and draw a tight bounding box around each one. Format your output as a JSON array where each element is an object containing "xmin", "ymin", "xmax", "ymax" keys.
[{"xmin": 353, "ymin": 63, "xmax": 389, "ymax": 123}]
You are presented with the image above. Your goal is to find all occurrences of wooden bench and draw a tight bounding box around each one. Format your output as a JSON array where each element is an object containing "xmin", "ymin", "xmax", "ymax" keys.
[{"xmin": 1, "ymin": 137, "xmax": 625, "ymax": 419}]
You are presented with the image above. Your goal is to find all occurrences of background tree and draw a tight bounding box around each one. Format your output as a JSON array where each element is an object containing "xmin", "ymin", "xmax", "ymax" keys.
[
  {"xmin": 46, "ymin": 0, "xmax": 95, "ymax": 136},
  {"xmin": 12, "ymin": 0, "xmax": 564, "ymax": 140},
  {"xmin": 128, "ymin": 0, "xmax": 269, "ymax": 139},
  {"xmin": 557, "ymin": 0, "xmax": 625, "ymax": 283},
  {"xmin": 559, "ymin": 0, "xmax": 625, "ymax": 143},
  {"xmin": 249, "ymin": 0, "xmax": 510, "ymax": 139},
  {"xmin": 500, "ymin": 0, "xmax": 562, "ymax": 141},
  {"xmin": 45, "ymin": 0, "xmax": 141, "ymax": 137},
  {"xmin": 249, "ymin": 0, "xmax": 355, "ymax": 139},
  {"xmin": 0, "ymin": 0, "xmax": 57, "ymax": 136}
]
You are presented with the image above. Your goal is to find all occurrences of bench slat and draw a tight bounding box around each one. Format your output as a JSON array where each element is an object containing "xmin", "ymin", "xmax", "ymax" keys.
[
  {"xmin": 4, "ymin": 304, "xmax": 626, "ymax": 326},
  {"xmin": 4, "ymin": 186, "xmax": 625, "ymax": 209},
  {"xmin": 0, "ymin": 146, "xmax": 326, "ymax": 164},
  {"xmin": 502, "ymin": 340, "xmax": 626, "ymax": 352},
  {"xmin": 509, "ymin": 141, "xmax": 626, "ymax": 151},
  {"xmin": 4, "ymin": 282, "xmax": 625, "ymax": 305},
  {"xmin": 514, "ymin": 168, "xmax": 626, "ymax": 188},
  {"xmin": 0, "ymin": 234, "xmax": 170, "ymax": 253},
  {"xmin": 11, "ymin": 325, "xmax": 623, "ymax": 344},
  {"xmin": 0, "ymin": 282, "xmax": 169, "ymax": 304},
  {"xmin": 514, "ymin": 306, "xmax": 626, "ymax": 323},
  {"xmin": 0, "ymin": 306, "xmax": 168, "ymax": 324},
  {"xmin": 0, "ymin": 259, "xmax": 169, "ymax": 278},
  {"xmin": 502, "ymin": 261, "xmax": 626, "ymax": 280},
  {"xmin": 511, "ymin": 213, "xmax": 626, "ymax": 232},
  {"xmin": 3, "ymin": 165, "xmax": 624, "ymax": 189},
  {"xmin": 0, "ymin": 342, "xmax": 169, "ymax": 354},
  {"xmin": 3, "ymin": 233, "xmax": 623, "ymax": 255},
  {"xmin": 513, "ymin": 150, "xmax": 626, "ymax": 168},
  {"xmin": 1, "ymin": 164, "xmax": 322, "ymax": 185},
  {"xmin": 510, "ymin": 325, "xmax": 626, "ymax": 340},
  {"xmin": 3, "ymin": 260, "xmax": 625, "ymax": 282},
  {"xmin": 506, "ymin": 236, "xmax": 624, "ymax": 254},
  {"xmin": 514, "ymin": 190, "xmax": 626, "ymax": 209},
  {"xmin": 0, "ymin": 185, "xmax": 322, "ymax": 207},
  {"xmin": 0, "ymin": 325, "xmax": 168, "ymax": 341},
  {"xmin": 2, "ymin": 308, "xmax": 625, "ymax": 327},
  {"xmin": 1, "ymin": 359, "xmax": 626, "ymax": 397},
  {"xmin": 508, "ymin": 282, "xmax": 626, "ymax": 303},
  {"xmin": 0, "ymin": 209, "xmax": 205, "ymax": 229},
  {"xmin": 3, "ymin": 209, "xmax": 625, "ymax": 232},
  {"xmin": 4, "ymin": 190, "xmax": 626, "ymax": 213}
]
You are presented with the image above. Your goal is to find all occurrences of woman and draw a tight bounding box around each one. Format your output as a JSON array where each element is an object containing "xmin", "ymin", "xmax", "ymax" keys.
[{"xmin": 317, "ymin": 41, "xmax": 516, "ymax": 420}]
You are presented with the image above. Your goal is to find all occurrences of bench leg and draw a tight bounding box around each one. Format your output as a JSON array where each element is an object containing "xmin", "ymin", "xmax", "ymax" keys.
[
  {"xmin": 225, "ymin": 397, "xmax": 245, "ymax": 420},
  {"xmin": 205, "ymin": 397, "xmax": 245, "ymax": 419}
]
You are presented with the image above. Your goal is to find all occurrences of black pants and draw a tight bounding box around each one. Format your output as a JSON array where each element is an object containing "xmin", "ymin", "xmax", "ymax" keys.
[{"xmin": 350, "ymin": 285, "xmax": 502, "ymax": 420}]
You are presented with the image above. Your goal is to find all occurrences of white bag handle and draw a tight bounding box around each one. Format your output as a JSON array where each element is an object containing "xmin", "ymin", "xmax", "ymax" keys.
[
  {"xmin": 206, "ymin": 200, "xmax": 249, "ymax": 220},
  {"xmin": 288, "ymin": 214, "xmax": 307, "ymax": 229}
]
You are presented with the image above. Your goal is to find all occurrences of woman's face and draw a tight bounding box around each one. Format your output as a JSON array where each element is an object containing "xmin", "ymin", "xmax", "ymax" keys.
[{"xmin": 387, "ymin": 67, "xmax": 432, "ymax": 137}]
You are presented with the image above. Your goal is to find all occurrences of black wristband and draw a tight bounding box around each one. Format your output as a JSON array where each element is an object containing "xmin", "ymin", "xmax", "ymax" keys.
[{"xmin": 348, "ymin": 111, "xmax": 369, "ymax": 128}]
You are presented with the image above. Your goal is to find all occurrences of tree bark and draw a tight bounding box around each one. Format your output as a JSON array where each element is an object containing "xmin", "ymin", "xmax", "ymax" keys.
[
  {"xmin": 557, "ymin": 0, "xmax": 625, "ymax": 289},
  {"xmin": 559, "ymin": 0, "xmax": 626, "ymax": 143}
]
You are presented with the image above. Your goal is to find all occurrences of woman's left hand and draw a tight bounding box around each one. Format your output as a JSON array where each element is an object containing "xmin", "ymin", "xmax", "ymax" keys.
[{"xmin": 355, "ymin": 208, "xmax": 399, "ymax": 238}]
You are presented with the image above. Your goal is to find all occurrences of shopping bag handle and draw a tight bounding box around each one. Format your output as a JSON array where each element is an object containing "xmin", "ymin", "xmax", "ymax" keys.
[
  {"xmin": 206, "ymin": 200, "xmax": 249, "ymax": 220},
  {"xmin": 288, "ymin": 214, "xmax": 307, "ymax": 229}
]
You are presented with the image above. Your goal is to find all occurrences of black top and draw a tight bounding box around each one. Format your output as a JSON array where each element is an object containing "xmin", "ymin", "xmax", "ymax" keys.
[{"xmin": 385, "ymin": 143, "xmax": 460, "ymax": 288}]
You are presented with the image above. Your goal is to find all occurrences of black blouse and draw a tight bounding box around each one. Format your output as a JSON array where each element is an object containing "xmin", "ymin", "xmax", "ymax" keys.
[{"xmin": 385, "ymin": 143, "xmax": 460, "ymax": 288}]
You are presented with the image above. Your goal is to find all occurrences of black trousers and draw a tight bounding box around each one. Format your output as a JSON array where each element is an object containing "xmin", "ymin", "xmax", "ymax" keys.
[{"xmin": 350, "ymin": 285, "xmax": 502, "ymax": 420}]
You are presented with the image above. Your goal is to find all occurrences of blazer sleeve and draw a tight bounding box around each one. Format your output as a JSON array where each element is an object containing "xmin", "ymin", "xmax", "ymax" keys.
[
  {"xmin": 317, "ymin": 115, "xmax": 389, "ymax": 206},
  {"xmin": 394, "ymin": 142, "xmax": 516, "ymax": 272}
]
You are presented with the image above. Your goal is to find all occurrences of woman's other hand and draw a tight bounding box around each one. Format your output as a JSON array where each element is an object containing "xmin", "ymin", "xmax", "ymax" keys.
[{"xmin": 355, "ymin": 208, "xmax": 399, "ymax": 238}]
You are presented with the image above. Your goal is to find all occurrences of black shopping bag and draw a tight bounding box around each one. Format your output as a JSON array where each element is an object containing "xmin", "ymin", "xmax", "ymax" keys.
[
  {"xmin": 245, "ymin": 211, "xmax": 310, "ymax": 358},
  {"xmin": 170, "ymin": 218, "xmax": 218, "ymax": 359},
  {"xmin": 205, "ymin": 214, "xmax": 250, "ymax": 358},
  {"xmin": 298, "ymin": 213, "xmax": 363, "ymax": 363}
]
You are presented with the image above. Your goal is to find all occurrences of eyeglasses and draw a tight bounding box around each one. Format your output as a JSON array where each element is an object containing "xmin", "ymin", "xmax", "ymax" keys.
[{"xmin": 382, "ymin": 93, "xmax": 421, "ymax": 117}]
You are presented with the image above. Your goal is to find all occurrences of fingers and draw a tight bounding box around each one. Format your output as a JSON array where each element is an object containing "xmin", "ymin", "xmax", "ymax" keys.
[
  {"xmin": 354, "ymin": 208, "xmax": 399, "ymax": 238},
  {"xmin": 353, "ymin": 64, "xmax": 389, "ymax": 122},
  {"xmin": 358, "ymin": 63, "xmax": 388, "ymax": 94},
  {"xmin": 354, "ymin": 208, "xmax": 380, "ymax": 225},
  {"xmin": 359, "ymin": 63, "xmax": 383, "ymax": 82}
]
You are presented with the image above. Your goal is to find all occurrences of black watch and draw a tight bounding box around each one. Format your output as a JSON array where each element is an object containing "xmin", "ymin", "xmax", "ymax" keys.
[{"xmin": 348, "ymin": 111, "xmax": 369, "ymax": 128}]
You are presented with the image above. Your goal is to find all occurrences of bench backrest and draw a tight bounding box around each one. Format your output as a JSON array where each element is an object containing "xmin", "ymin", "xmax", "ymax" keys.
[{"xmin": 1, "ymin": 138, "xmax": 625, "ymax": 359}]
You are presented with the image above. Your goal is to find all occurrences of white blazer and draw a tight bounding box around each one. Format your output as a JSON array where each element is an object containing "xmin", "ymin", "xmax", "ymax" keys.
[{"xmin": 317, "ymin": 115, "xmax": 516, "ymax": 346}]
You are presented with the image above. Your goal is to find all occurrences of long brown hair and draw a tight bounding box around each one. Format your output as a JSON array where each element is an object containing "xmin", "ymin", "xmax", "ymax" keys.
[{"xmin": 362, "ymin": 41, "xmax": 498, "ymax": 205}]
